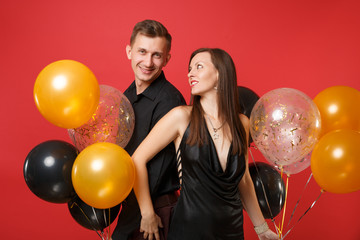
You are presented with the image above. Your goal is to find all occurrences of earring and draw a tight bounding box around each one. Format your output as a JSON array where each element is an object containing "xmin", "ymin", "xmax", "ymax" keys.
[{"xmin": 214, "ymin": 86, "xmax": 218, "ymax": 91}]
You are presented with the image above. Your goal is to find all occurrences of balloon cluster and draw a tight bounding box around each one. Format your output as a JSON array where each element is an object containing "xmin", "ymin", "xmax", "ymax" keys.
[
  {"xmin": 249, "ymin": 86, "xmax": 360, "ymax": 194},
  {"xmin": 311, "ymin": 86, "xmax": 360, "ymax": 194},
  {"xmin": 24, "ymin": 60, "xmax": 136, "ymax": 234}
]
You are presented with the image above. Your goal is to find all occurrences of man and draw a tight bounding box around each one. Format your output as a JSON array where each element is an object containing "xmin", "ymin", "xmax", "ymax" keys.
[{"xmin": 112, "ymin": 20, "xmax": 186, "ymax": 240}]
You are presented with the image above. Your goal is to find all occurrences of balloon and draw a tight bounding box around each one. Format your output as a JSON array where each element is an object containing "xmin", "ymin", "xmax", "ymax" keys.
[
  {"xmin": 314, "ymin": 85, "xmax": 360, "ymax": 136},
  {"xmin": 311, "ymin": 129, "xmax": 360, "ymax": 194},
  {"xmin": 275, "ymin": 152, "xmax": 312, "ymax": 175},
  {"xmin": 34, "ymin": 60, "xmax": 100, "ymax": 129},
  {"xmin": 238, "ymin": 86, "xmax": 260, "ymax": 144},
  {"xmin": 250, "ymin": 88, "xmax": 321, "ymax": 167},
  {"xmin": 249, "ymin": 162, "xmax": 286, "ymax": 219},
  {"xmin": 68, "ymin": 195, "xmax": 121, "ymax": 231},
  {"xmin": 68, "ymin": 85, "xmax": 135, "ymax": 152},
  {"xmin": 72, "ymin": 142, "xmax": 135, "ymax": 209},
  {"xmin": 23, "ymin": 140, "xmax": 77, "ymax": 203},
  {"xmin": 238, "ymin": 86, "xmax": 260, "ymax": 118}
]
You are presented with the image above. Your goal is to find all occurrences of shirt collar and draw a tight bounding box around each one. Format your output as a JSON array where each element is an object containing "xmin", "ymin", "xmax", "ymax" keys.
[{"xmin": 138, "ymin": 71, "xmax": 166, "ymax": 101}]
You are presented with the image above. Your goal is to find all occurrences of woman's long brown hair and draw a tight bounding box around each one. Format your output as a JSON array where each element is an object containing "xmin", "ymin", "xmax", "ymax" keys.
[{"xmin": 186, "ymin": 48, "xmax": 247, "ymax": 156}]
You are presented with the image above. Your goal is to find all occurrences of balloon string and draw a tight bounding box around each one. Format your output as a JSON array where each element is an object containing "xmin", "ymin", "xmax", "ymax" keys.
[
  {"xmin": 249, "ymin": 147, "xmax": 280, "ymax": 236},
  {"xmin": 249, "ymin": 147, "xmax": 275, "ymax": 220},
  {"xmin": 281, "ymin": 189, "xmax": 324, "ymax": 239},
  {"xmin": 108, "ymin": 208, "xmax": 111, "ymax": 240},
  {"xmin": 286, "ymin": 173, "xmax": 313, "ymax": 228},
  {"xmin": 69, "ymin": 202, "xmax": 103, "ymax": 239},
  {"xmin": 278, "ymin": 172, "xmax": 289, "ymax": 238}
]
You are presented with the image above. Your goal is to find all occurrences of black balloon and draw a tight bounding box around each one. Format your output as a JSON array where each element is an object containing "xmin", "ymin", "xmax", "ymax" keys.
[
  {"xmin": 249, "ymin": 162, "xmax": 286, "ymax": 219},
  {"xmin": 238, "ymin": 86, "xmax": 260, "ymax": 118},
  {"xmin": 68, "ymin": 195, "xmax": 121, "ymax": 231},
  {"xmin": 23, "ymin": 140, "xmax": 78, "ymax": 203}
]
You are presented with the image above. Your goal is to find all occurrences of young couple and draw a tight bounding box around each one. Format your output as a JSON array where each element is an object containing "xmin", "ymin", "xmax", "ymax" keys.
[{"xmin": 111, "ymin": 19, "xmax": 278, "ymax": 240}]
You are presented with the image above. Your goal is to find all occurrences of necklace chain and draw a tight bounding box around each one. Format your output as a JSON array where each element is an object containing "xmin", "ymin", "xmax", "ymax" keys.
[{"xmin": 205, "ymin": 114, "xmax": 225, "ymax": 140}]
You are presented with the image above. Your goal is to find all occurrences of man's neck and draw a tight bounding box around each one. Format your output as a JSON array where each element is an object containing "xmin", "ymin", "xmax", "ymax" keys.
[{"xmin": 135, "ymin": 79, "xmax": 152, "ymax": 95}]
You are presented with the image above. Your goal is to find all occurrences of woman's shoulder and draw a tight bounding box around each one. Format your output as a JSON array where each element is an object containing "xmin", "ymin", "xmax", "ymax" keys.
[
  {"xmin": 169, "ymin": 105, "xmax": 192, "ymax": 119},
  {"xmin": 239, "ymin": 113, "xmax": 249, "ymax": 129}
]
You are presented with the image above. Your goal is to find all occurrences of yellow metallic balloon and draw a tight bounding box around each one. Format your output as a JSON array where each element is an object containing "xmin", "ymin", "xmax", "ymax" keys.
[
  {"xmin": 311, "ymin": 129, "xmax": 360, "ymax": 194},
  {"xmin": 314, "ymin": 86, "xmax": 360, "ymax": 137},
  {"xmin": 72, "ymin": 142, "xmax": 135, "ymax": 209},
  {"xmin": 34, "ymin": 60, "xmax": 100, "ymax": 129}
]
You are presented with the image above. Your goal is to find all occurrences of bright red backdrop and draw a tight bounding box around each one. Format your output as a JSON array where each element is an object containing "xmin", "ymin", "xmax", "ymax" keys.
[{"xmin": 1, "ymin": 0, "xmax": 359, "ymax": 239}]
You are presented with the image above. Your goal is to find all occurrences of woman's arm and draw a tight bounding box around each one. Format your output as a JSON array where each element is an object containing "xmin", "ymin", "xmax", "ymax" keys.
[
  {"xmin": 132, "ymin": 106, "xmax": 189, "ymax": 240},
  {"xmin": 238, "ymin": 115, "xmax": 278, "ymax": 240}
]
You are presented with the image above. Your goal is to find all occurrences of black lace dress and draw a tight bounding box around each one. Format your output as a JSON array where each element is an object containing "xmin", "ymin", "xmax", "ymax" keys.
[{"xmin": 168, "ymin": 123, "xmax": 246, "ymax": 240}]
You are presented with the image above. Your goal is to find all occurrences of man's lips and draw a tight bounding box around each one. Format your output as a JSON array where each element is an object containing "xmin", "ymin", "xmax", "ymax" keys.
[{"xmin": 139, "ymin": 66, "xmax": 155, "ymax": 74}]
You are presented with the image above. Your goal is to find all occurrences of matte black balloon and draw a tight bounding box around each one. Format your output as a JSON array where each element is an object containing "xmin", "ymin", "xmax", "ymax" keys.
[
  {"xmin": 23, "ymin": 140, "xmax": 78, "ymax": 203},
  {"xmin": 249, "ymin": 162, "xmax": 286, "ymax": 219},
  {"xmin": 68, "ymin": 195, "xmax": 121, "ymax": 231},
  {"xmin": 238, "ymin": 86, "xmax": 260, "ymax": 119}
]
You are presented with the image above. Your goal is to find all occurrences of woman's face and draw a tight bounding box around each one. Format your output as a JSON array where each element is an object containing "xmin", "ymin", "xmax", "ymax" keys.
[{"xmin": 188, "ymin": 52, "xmax": 218, "ymax": 96}]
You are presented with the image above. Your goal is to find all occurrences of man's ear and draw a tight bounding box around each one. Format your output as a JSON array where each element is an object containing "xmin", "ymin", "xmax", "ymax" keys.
[
  {"xmin": 164, "ymin": 53, "xmax": 171, "ymax": 67},
  {"xmin": 126, "ymin": 45, "xmax": 132, "ymax": 60}
]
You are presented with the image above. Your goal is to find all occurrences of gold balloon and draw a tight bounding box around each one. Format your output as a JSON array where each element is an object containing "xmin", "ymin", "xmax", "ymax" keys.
[
  {"xmin": 72, "ymin": 142, "xmax": 135, "ymax": 209},
  {"xmin": 311, "ymin": 129, "xmax": 360, "ymax": 194},
  {"xmin": 314, "ymin": 86, "xmax": 360, "ymax": 137},
  {"xmin": 34, "ymin": 60, "xmax": 100, "ymax": 129}
]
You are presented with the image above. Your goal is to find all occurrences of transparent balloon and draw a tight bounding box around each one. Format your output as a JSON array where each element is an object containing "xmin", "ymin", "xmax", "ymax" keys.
[
  {"xmin": 68, "ymin": 85, "xmax": 135, "ymax": 151},
  {"xmin": 276, "ymin": 152, "xmax": 312, "ymax": 176},
  {"xmin": 250, "ymin": 88, "xmax": 321, "ymax": 167}
]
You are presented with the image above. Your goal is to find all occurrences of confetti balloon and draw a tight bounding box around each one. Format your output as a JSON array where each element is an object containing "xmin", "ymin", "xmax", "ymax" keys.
[
  {"xmin": 275, "ymin": 152, "xmax": 312, "ymax": 175},
  {"xmin": 68, "ymin": 85, "xmax": 135, "ymax": 151},
  {"xmin": 250, "ymin": 88, "xmax": 321, "ymax": 167}
]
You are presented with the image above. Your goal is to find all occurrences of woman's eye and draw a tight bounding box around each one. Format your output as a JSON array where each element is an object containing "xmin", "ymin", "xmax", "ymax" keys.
[{"xmin": 197, "ymin": 64, "xmax": 203, "ymax": 69}]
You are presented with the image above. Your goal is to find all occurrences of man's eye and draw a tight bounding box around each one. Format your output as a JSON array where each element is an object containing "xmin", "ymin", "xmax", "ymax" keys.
[
  {"xmin": 154, "ymin": 53, "xmax": 162, "ymax": 58},
  {"xmin": 197, "ymin": 64, "xmax": 203, "ymax": 69},
  {"xmin": 139, "ymin": 49, "xmax": 146, "ymax": 54}
]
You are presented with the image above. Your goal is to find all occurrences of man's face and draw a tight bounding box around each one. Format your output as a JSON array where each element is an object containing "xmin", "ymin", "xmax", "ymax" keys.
[{"xmin": 126, "ymin": 34, "xmax": 170, "ymax": 85}]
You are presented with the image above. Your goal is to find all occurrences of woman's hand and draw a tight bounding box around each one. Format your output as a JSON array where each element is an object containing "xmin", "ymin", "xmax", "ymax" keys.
[
  {"xmin": 258, "ymin": 229, "xmax": 279, "ymax": 240},
  {"xmin": 140, "ymin": 213, "xmax": 163, "ymax": 240}
]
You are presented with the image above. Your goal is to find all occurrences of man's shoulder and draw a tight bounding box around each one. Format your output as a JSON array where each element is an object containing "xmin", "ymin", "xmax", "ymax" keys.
[{"xmin": 157, "ymin": 78, "xmax": 185, "ymax": 103}]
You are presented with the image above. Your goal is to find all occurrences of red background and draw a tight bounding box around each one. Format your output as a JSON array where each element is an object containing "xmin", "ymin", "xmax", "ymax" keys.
[{"xmin": 1, "ymin": 0, "xmax": 359, "ymax": 239}]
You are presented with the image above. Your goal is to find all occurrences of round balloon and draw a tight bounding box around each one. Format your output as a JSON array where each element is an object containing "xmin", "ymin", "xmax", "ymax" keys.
[
  {"xmin": 250, "ymin": 88, "xmax": 321, "ymax": 167},
  {"xmin": 23, "ymin": 140, "xmax": 78, "ymax": 203},
  {"xmin": 314, "ymin": 85, "xmax": 360, "ymax": 136},
  {"xmin": 275, "ymin": 152, "xmax": 312, "ymax": 176},
  {"xmin": 34, "ymin": 60, "xmax": 100, "ymax": 129},
  {"xmin": 68, "ymin": 195, "xmax": 121, "ymax": 231},
  {"xmin": 72, "ymin": 142, "xmax": 135, "ymax": 209},
  {"xmin": 68, "ymin": 85, "xmax": 135, "ymax": 151},
  {"xmin": 238, "ymin": 86, "xmax": 260, "ymax": 118},
  {"xmin": 311, "ymin": 129, "xmax": 360, "ymax": 194},
  {"xmin": 249, "ymin": 162, "xmax": 286, "ymax": 219}
]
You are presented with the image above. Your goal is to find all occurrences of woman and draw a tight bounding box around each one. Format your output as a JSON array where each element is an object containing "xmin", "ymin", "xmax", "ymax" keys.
[{"xmin": 132, "ymin": 48, "xmax": 278, "ymax": 240}]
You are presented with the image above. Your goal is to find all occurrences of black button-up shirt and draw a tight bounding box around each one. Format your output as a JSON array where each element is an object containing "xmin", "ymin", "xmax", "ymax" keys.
[{"xmin": 112, "ymin": 71, "xmax": 186, "ymax": 239}]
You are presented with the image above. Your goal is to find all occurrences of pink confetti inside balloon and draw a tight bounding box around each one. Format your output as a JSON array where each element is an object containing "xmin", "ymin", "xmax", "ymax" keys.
[
  {"xmin": 250, "ymin": 88, "xmax": 321, "ymax": 167},
  {"xmin": 68, "ymin": 85, "xmax": 135, "ymax": 151}
]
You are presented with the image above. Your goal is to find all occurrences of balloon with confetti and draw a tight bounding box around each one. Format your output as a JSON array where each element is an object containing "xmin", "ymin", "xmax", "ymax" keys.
[
  {"xmin": 250, "ymin": 88, "xmax": 321, "ymax": 167},
  {"xmin": 68, "ymin": 85, "xmax": 135, "ymax": 151}
]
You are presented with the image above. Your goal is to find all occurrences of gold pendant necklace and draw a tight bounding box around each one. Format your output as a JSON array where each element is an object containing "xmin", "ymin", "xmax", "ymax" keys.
[{"xmin": 206, "ymin": 114, "xmax": 225, "ymax": 140}]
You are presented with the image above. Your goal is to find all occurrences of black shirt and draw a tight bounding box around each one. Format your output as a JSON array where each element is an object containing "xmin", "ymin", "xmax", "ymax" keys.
[{"xmin": 112, "ymin": 71, "xmax": 186, "ymax": 240}]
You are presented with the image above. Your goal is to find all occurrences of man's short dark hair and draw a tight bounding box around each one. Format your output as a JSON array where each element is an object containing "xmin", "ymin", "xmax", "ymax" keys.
[{"xmin": 130, "ymin": 19, "xmax": 172, "ymax": 52}]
